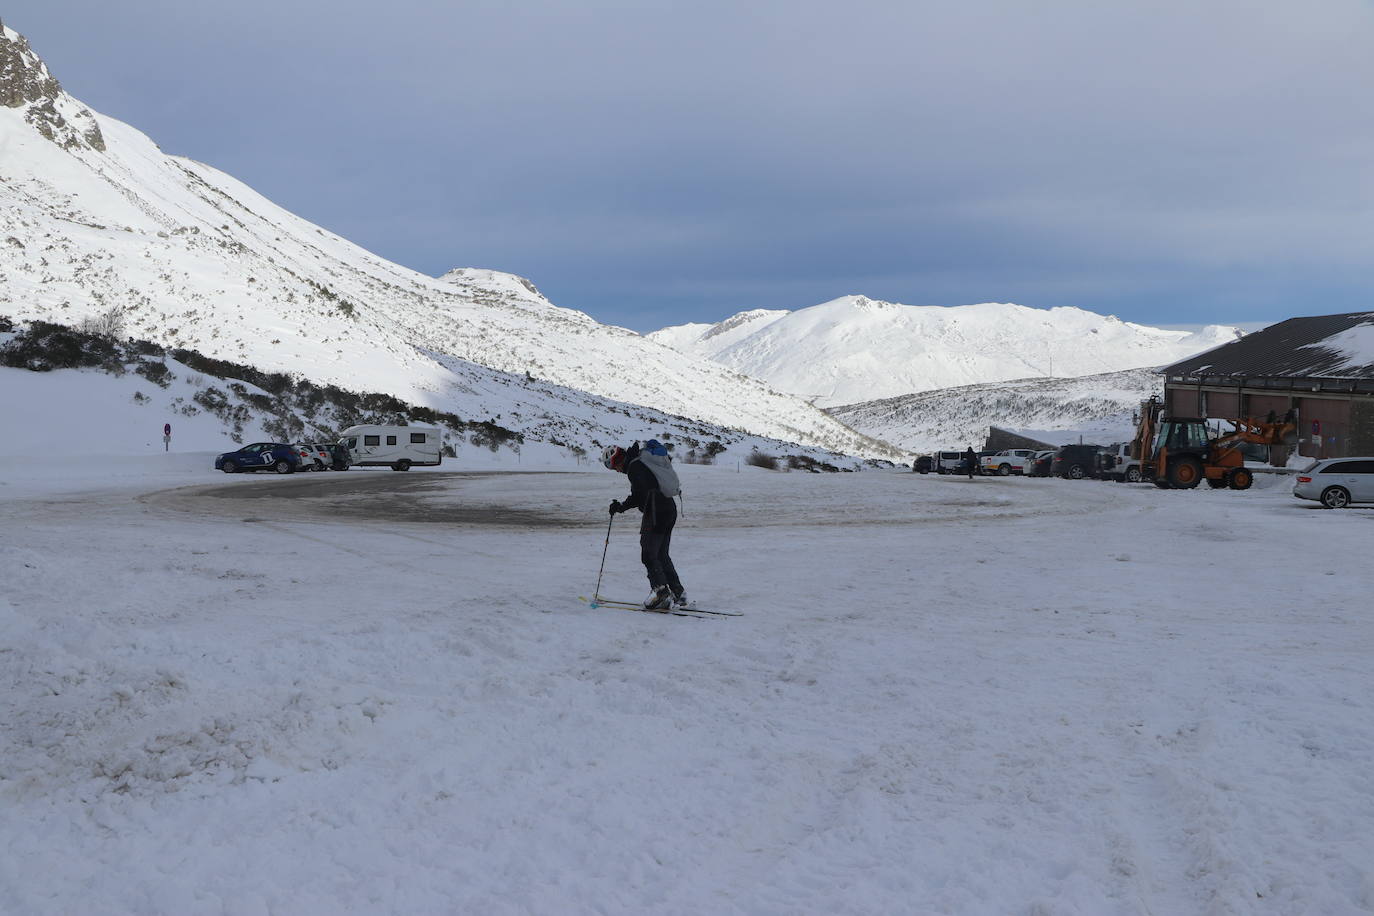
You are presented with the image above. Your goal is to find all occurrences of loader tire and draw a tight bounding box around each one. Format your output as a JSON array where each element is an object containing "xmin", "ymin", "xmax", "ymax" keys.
[{"xmin": 1167, "ymin": 457, "xmax": 1203, "ymax": 489}]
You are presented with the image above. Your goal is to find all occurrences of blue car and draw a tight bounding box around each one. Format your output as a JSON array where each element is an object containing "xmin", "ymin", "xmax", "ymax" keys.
[{"xmin": 214, "ymin": 442, "xmax": 301, "ymax": 474}]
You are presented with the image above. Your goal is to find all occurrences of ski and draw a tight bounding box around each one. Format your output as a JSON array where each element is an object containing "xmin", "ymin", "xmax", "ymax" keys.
[
  {"xmin": 589, "ymin": 596, "xmax": 743, "ymax": 617},
  {"xmin": 578, "ymin": 596, "xmax": 721, "ymax": 619}
]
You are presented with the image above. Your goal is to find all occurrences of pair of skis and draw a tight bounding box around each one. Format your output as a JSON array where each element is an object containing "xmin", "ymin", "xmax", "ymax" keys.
[{"xmin": 579, "ymin": 596, "xmax": 742, "ymax": 619}]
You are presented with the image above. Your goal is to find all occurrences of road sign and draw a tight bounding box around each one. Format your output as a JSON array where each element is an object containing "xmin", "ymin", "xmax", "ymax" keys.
[{"xmin": 164, "ymin": 423, "xmax": 172, "ymax": 436}]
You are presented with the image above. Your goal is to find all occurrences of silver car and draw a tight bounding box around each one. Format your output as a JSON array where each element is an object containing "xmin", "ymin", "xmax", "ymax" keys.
[{"xmin": 1292, "ymin": 457, "xmax": 1374, "ymax": 508}]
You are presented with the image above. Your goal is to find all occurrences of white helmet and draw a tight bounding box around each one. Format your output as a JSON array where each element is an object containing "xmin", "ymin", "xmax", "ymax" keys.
[{"xmin": 601, "ymin": 445, "xmax": 626, "ymax": 471}]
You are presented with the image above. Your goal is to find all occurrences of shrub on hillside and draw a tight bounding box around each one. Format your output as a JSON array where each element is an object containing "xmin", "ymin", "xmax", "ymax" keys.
[
  {"xmin": 786, "ymin": 454, "xmax": 839, "ymax": 473},
  {"xmin": 78, "ymin": 308, "xmax": 126, "ymax": 339},
  {"xmin": 468, "ymin": 420, "xmax": 523, "ymax": 452},
  {"xmin": 134, "ymin": 360, "xmax": 172, "ymax": 388},
  {"xmin": 745, "ymin": 451, "xmax": 779, "ymax": 470},
  {"xmin": 0, "ymin": 321, "xmax": 119, "ymax": 371}
]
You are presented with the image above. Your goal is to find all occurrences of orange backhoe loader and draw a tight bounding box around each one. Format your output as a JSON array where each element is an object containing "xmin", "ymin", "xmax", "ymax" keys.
[{"xmin": 1130, "ymin": 397, "xmax": 1297, "ymax": 490}]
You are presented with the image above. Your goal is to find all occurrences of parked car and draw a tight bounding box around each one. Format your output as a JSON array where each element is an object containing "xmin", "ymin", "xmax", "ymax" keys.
[
  {"xmin": 1102, "ymin": 442, "xmax": 1143, "ymax": 482},
  {"xmin": 1052, "ymin": 444, "xmax": 1105, "ymax": 480},
  {"xmin": 214, "ymin": 442, "xmax": 301, "ymax": 474},
  {"xmin": 1292, "ymin": 457, "xmax": 1374, "ymax": 508},
  {"xmin": 981, "ymin": 448, "xmax": 1038, "ymax": 476},
  {"xmin": 292, "ymin": 442, "xmax": 327, "ymax": 471},
  {"xmin": 309, "ymin": 442, "xmax": 335, "ymax": 469},
  {"xmin": 912, "ymin": 455, "xmax": 933, "ymax": 474},
  {"xmin": 1029, "ymin": 450, "xmax": 1056, "ymax": 477}
]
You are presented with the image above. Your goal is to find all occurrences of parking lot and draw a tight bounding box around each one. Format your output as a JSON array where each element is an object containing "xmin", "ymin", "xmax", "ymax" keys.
[{"xmin": 4, "ymin": 455, "xmax": 1372, "ymax": 913}]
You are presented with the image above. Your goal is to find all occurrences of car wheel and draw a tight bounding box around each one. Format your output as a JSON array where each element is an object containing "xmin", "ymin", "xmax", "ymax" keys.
[
  {"xmin": 1320, "ymin": 486, "xmax": 1351, "ymax": 509},
  {"xmin": 393, "ymin": 460, "xmax": 412, "ymax": 472},
  {"xmin": 274, "ymin": 459, "xmax": 293, "ymax": 474},
  {"xmin": 1125, "ymin": 467, "xmax": 1141, "ymax": 483},
  {"xmin": 1228, "ymin": 468, "xmax": 1253, "ymax": 490},
  {"xmin": 1068, "ymin": 464, "xmax": 1085, "ymax": 480},
  {"xmin": 222, "ymin": 460, "xmax": 238, "ymax": 474},
  {"xmin": 997, "ymin": 464, "xmax": 1011, "ymax": 476}
]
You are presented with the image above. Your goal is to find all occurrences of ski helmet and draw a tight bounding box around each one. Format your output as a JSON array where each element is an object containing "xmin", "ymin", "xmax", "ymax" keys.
[{"xmin": 601, "ymin": 445, "xmax": 626, "ymax": 471}]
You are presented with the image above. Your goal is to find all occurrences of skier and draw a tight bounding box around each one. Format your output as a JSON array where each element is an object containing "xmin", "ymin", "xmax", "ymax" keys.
[
  {"xmin": 964, "ymin": 446, "xmax": 977, "ymax": 479},
  {"xmin": 602, "ymin": 440, "xmax": 686, "ymax": 611}
]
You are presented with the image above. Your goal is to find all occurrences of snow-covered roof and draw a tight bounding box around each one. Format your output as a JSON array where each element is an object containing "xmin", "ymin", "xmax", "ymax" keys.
[{"xmin": 1163, "ymin": 312, "xmax": 1374, "ymax": 381}]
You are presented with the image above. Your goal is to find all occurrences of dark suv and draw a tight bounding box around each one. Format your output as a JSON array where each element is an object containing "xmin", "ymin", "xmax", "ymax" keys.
[
  {"xmin": 1052, "ymin": 444, "xmax": 1104, "ymax": 480},
  {"xmin": 324, "ymin": 442, "xmax": 352, "ymax": 470}
]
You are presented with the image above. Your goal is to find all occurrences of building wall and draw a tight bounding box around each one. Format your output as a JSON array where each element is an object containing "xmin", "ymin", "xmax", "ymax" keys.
[
  {"xmin": 1165, "ymin": 382, "xmax": 1374, "ymax": 460},
  {"xmin": 1298, "ymin": 397, "xmax": 1354, "ymax": 459},
  {"xmin": 1350, "ymin": 401, "xmax": 1374, "ymax": 456},
  {"xmin": 1241, "ymin": 393, "xmax": 1293, "ymax": 422},
  {"xmin": 1204, "ymin": 389, "xmax": 1241, "ymax": 418},
  {"xmin": 1166, "ymin": 386, "xmax": 1197, "ymax": 417}
]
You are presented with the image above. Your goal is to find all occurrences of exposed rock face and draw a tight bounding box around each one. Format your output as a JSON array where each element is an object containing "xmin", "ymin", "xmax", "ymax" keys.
[{"xmin": 0, "ymin": 17, "xmax": 105, "ymax": 151}]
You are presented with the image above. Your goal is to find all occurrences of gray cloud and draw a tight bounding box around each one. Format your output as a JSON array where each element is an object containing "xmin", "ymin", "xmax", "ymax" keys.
[{"xmin": 6, "ymin": 0, "xmax": 1373, "ymax": 330}]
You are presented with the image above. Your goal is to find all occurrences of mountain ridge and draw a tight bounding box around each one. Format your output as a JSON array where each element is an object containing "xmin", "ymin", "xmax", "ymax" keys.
[
  {"xmin": 827, "ymin": 366, "xmax": 1165, "ymax": 453},
  {"xmin": 649, "ymin": 295, "xmax": 1242, "ymax": 408},
  {"xmin": 0, "ymin": 23, "xmax": 900, "ymax": 461}
]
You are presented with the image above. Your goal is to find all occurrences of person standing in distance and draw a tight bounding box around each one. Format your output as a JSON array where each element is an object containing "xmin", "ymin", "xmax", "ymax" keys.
[
  {"xmin": 603, "ymin": 440, "xmax": 686, "ymax": 611},
  {"xmin": 964, "ymin": 446, "xmax": 978, "ymax": 479}
]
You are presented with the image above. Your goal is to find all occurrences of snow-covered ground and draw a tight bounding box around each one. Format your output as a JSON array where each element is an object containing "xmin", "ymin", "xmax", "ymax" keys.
[{"xmin": 3, "ymin": 456, "xmax": 1371, "ymax": 914}]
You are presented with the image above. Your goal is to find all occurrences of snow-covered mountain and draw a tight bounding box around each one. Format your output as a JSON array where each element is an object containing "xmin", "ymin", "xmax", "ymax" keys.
[
  {"xmin": 0, "ymin": 21, "xmax": 898, "ymax": 461},
  {"xmin": 649, "ymin": 296, "xmax": 1242, "ymax": 408},
  {"xmin": 827, "ymin": 367, "xmax": 1164, "ymax": 453},
  {"xmin": 647, "ymin": 309, "xmax": 790, "ymax": 356},
  {"xmin": 0, "ymin": 318, "xmax": 879, "ymax": 469}
]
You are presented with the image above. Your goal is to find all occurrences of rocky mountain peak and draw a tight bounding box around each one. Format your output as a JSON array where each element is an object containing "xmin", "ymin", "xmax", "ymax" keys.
[{"xmin": 0, "ymin": 19, "xmax": 104, "ymax": 151}]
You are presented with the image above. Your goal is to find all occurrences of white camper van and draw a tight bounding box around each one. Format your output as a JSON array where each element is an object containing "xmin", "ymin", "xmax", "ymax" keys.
[{"xmin": 339, "ymin": 425, "xmax": 442, "ymax": 471}]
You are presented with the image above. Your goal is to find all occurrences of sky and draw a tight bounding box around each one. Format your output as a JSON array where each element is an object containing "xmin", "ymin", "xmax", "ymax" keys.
[{"xmin": 5, "ymin": 0, "xmax": 1374, "ymax": 333}]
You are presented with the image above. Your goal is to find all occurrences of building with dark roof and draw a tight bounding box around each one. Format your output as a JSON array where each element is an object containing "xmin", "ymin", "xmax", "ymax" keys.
[{"xmin": 1161, "ymin": 312, "xmax": 1374, "ymax": 460}]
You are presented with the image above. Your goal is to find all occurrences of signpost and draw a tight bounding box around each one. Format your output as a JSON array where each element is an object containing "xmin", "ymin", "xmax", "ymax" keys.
[{"xmin": 163, "ymin": 423, "xmax": 171, "ymax": 452}]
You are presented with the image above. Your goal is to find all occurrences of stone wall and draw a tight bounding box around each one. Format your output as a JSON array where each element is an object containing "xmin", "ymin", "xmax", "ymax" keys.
[{"xmin": 985, "ymin": 426, "xmax": 1055, "ymax": 451}]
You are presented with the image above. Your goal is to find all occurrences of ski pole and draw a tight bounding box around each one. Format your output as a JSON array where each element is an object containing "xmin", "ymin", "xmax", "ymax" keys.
[{"xmin": 591, "ymin": 513, "xmax": 613, "ymax": 606}]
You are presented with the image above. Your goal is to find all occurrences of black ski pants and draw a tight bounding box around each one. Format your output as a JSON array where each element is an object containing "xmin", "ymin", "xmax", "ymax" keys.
[{"xmin": 640, "ymin": 528, "xmax": 683, "ymax": 596}]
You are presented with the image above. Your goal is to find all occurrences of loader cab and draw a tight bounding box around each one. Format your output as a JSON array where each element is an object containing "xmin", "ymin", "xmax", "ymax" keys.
[
  {"xmin": 1151, "ymin": 417, "xmax": 1212, "ymax": 488},
  {"xmin": 1154, "ymin": 418, "xmax": 1210, "ymax": 457}
]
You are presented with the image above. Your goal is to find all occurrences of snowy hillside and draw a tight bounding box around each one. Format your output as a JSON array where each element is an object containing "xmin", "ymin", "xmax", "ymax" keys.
[
  {"xmin": 0, "ymin": 318, "xmax": 876, "ymax": 470},
  {"xmin": 0, "ymin": 22, "xmax": 897, "ymax": 461},
  {"xmin": 650, "ymin": 295, "xmax": 1240, "ymax": 407},
  {"xmin": 828, "ymin": 367, "xmax": 1165, "ymax": 452},
  {"xmin": 646, "ymin": 308, "xmax": 789, "ymax": 355}
]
